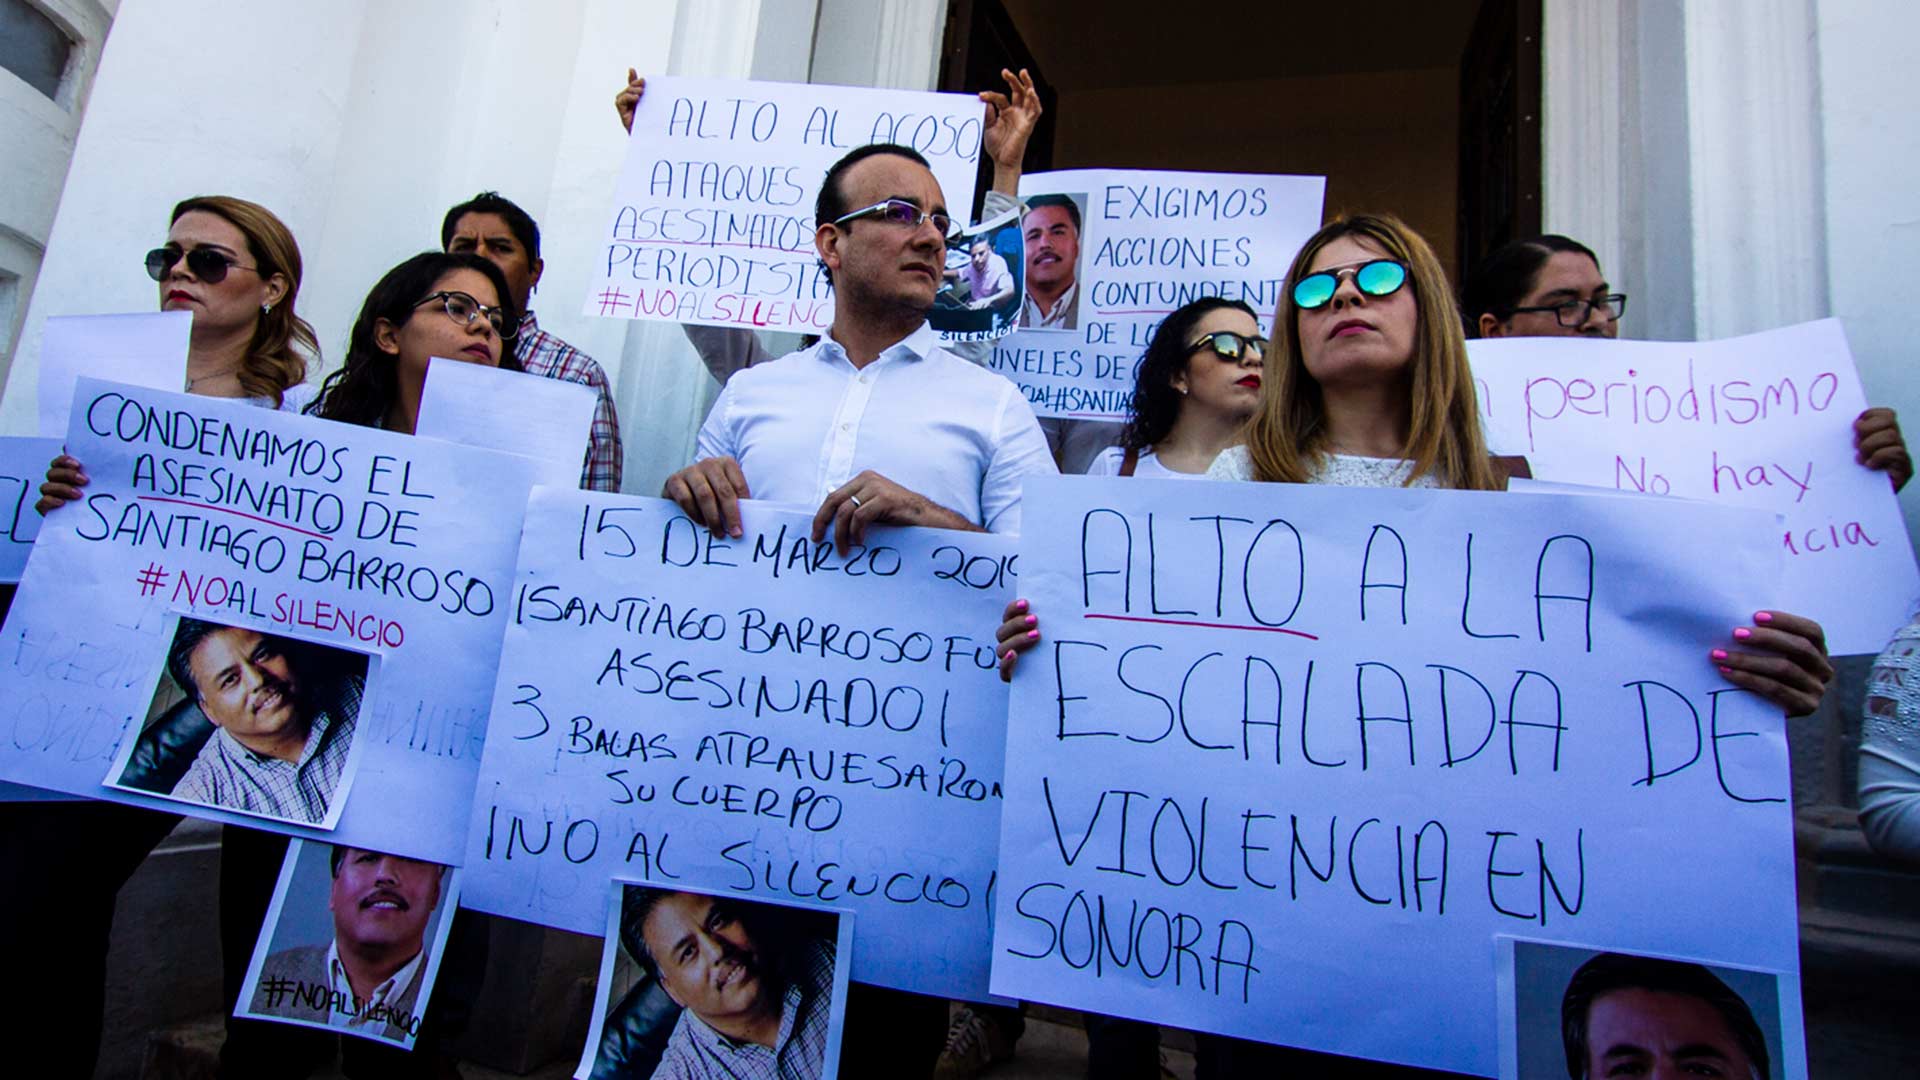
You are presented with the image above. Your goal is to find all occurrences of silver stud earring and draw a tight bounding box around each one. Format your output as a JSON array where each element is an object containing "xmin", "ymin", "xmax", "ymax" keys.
[{"xmin": 261, "ymin": 303, "xmax": 272, "ymax": 314}]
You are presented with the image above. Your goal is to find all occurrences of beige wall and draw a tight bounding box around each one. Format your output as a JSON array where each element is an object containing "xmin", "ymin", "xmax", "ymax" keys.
[{"xmin": 1048, "ymin": 67, "xmax": 1461, "ymax": 276}]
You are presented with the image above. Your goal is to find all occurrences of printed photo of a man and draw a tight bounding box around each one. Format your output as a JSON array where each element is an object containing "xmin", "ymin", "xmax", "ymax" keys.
[
  {"xmin": 239, "ymin": 840, "xmax": 457, "ymax": 1049},
  {"xmin": 580, "ymin": 882, "xmax": 851, "ymax": 1080},
  {"xmin": 111, "ymin": 616, "xmax": 370, "ymax": 827},
  {"xmin": 1500, "ymin": 939, "xmax": 1791, "ymax": 1080},
  {"xmin": 1020, "ymin": 192, "xmax": 1085, "ymax": 331}
]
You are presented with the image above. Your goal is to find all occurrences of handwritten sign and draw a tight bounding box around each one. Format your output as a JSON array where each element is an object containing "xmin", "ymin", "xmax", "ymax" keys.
[
  {"xmin": 0, "ymin": 380, "xmax": 544, "ymax": 862},
  {"xmin": 585, "ymin": 76, "xmax": 984, "ymax": 334},
  {"xmin": 0, "ymin": 437, "xmax": 62, "ymax": 582},
  {"xmin": 416, "ymin": 357, "xmax": 596, "ymax": 491},
  {"xmin": 989, "ymin": 169, "xmax": 1324, "ymax": 420},
  {"xmin": 37, "ymin": 312, "xmax": 190, "ymax": 437},
  {"xmin": 990, "ymin": 476, "xmax": 1799, "ymax": 1075},
  {"xmin": 462, "ymin": 491, "xmax": 1012, "ymax": 1001},
  {"xmin": 1471, "ymin": 319, "xmax": 1920, "ymax": 656}
]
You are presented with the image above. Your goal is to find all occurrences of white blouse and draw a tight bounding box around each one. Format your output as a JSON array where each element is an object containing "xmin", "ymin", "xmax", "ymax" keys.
[{"xmin": 1205, "ymin": 445, "xmax": 1443, "ymax": 489}]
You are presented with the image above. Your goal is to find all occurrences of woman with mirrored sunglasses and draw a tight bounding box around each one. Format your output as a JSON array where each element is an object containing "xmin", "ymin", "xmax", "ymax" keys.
[
  {"xmin": 1465, "ymin": 233, "xmax": 1910, "ymax": 492},
  {"xmin": 308, "ymin": 251, "xmax": 520, "ymax": 432},
  {"xmin": 9, "ymin": 194, "xmax": 324, "ymax": 1080},
  {"xmin": 994, "ymin": 216, "xmax": 1835, "ymax": 1080},
  {"xmin": 1085, "ymin": 296, "xmax": 1266, "ymax": 479}
]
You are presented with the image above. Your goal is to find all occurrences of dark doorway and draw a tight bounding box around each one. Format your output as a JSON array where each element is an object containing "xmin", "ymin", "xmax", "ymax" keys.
[{"xmin": 1457, "ymin": 0, "xmax": 1544, "ymax": 283}]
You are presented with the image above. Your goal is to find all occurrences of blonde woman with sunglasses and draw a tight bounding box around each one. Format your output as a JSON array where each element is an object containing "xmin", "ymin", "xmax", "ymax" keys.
[{"xmin": 993, "ymin": 215, "xmax": 1834, "ymax": 1077}]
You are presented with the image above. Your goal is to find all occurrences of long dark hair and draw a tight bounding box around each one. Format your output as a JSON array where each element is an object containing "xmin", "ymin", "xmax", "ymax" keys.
[
  {"xmin": 170, "ymin": 196, "xmax": 320, "ymax": 405},
  {"xmin": 1461, "ymin": 234, "xmax": 1600, "ymax": 336},
  {"xmin": 309, "ymin": 252, "xmax": 519, "ymax": 428},
  {"xmin": 1121, "ymin": 297, "xmax": 1259, "ymax": 452}
]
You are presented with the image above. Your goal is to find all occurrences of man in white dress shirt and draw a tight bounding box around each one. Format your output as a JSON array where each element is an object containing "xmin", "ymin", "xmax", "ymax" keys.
[{"xmin": 662, "ymin": 141, "xmax": 1055, "ymax": 1077}]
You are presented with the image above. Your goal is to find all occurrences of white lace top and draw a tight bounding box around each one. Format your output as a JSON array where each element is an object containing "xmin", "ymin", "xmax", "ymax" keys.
[
  {"xmin": 1863, "ymin": 620, "xmax": 1920, "ymax": 860},
  {"xmin": 1205, "ymin": 445, "xmax": 1444, "ymax": 489}
]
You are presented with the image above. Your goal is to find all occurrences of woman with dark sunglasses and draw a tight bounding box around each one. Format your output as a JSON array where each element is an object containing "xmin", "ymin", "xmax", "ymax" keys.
[
  {"xmin": 1464, "ymin": 233, "xmax": 1910, "ymax": 492},
  {"xmin": 307, "ymin": 250, "xmax": 520, "ymax": 431},
  {"xmin": 9, "ymin": 194, "xmax": 328, "ymax": 1079},
  {"xmin": 993, "ymin": 215, "xmax": 1833, "ymax": 1079},
  {"xmin": 35, "ymin": 195, "xmax": 319, "ymax": 511},
  {"xmin": 1084, "ymin": 297, "xmax": 1265, "ymax": 479}
]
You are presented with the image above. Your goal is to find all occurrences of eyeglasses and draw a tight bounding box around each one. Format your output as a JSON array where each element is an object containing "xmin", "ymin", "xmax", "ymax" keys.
[
  {"xmin": 832, "ymin": 199, "xmax": 959, "ymax": 240},
  {"xmin": 1189, "ymin": 331, "xmax": 1266, "ymax": 363},
  {"xmin": 416, "ymin": 291, "xmax": 517, "ymax": 339},
  {"xmin": 1291, "ymin": 259, "xmax": 1409, "ymax": 311},
  {"xmin": 1509, "ymin": 293, "xmax": 1628, "ymax": 328},
  {"xmin": 145, "ymin": 246, "xmax": 259, "ymax": 284}
]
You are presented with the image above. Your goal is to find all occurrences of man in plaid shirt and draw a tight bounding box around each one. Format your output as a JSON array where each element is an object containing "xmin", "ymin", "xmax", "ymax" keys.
[{"xmin": 443, "ymin": 192, "xmax": 624, "ymax": 492}]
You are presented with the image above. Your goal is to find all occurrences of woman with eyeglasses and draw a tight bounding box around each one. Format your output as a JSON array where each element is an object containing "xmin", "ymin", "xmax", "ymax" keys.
[
  {"xmin": 1084, "ymin": 297, "xmax": 1265, "ymax": 479},
  {"xmin": 10, "ymin": 194, "xmax": 326, "ymax": 1078},
  {"xmin": 1464, "ymin": 233, "xmax": 1910, "ymax": 491},
  {"xmin": 995, "ymin": 215, "xmax": 1834, "ymax": 1079},
  {"xmin": 307, "ymin": 250, "xmax": 520, "ymax": 430}
]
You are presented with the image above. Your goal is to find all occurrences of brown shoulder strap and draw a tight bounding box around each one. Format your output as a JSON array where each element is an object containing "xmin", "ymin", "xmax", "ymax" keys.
[
  {"xmin": 1490, "ymin": 454, "xmax": 1533, "ymax": 490},
  {"xmin": 1119, "ymin": 446, "xmax": 1140, "ymax": 477}
]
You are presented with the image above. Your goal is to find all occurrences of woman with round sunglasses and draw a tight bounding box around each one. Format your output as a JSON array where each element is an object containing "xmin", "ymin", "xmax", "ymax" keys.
[
  {"xmin": 992, "ymin": 215, "xmax": 1833, "ymax": 1078},
  {"xmin": 1464, "ymin": 233, "xmax": 1911, "ymax": 492},
  {"xmin": 307, "ymin": 250, "xmax": 521, "ymax": 430},
  {"xmin": 1085, "ymin": 297, "xmax": 1265, "ymax": 479},
  {"xmin": 8, "ymin": 194, "xmax": 325, "ymax": 1078}
]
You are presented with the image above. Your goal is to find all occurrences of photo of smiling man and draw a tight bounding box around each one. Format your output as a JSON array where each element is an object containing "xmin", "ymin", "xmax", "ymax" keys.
[
  {"xmin": 1020, "ymin": 192, "xmax": 1086, "ymax": 331},
  {"xmin": 238, "ymin": 840, "xmax": 459, "ymax": 1049},
  {"xmin": 578, "ymin": 882, "xmax": 853, "ymax": 1080},
  {"xmin": 110, "ymin": 616, "xmax": 371, "ymax": 828}
]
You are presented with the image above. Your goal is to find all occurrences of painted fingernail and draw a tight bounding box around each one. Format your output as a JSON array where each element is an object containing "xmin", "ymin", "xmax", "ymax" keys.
[
  {"xmin": 1016, "ymin": 599, "xmax": 1029, "ymax": 611},
  {"xmin": 1002, "ymin": 650, "xmax": 1014, "ymax": 661},
  {"xmin": 1711, "ymin": 649, "xmax": 1729, "ymax": 660},
  {"xmin": 1024, "ymin": 615, "xmax": 1037, "ymax": 626},
  {"xmin": 1754, "ymin": 611, "xmax": 1774, "ymax": 624},
  {"xmin": 1719, "ymin": 665, "xmax": 1734, "ymax": 675},
  {"xmin": 1027, "ymin": 630, "xmax": 1039, "ymax": 640},
  {"xmin": 1733, "ymin": 628, "xmax": 1752, "ymax": 640}
]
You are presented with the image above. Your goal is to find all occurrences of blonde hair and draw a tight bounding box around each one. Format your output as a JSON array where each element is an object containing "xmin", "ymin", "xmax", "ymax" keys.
[
  {"xmin": 170, "ymin": 196, "xmax": 318, "ymax": 406},
  {"xmin": 1245, "ymin": 213, "xmax": 1497, "ymax": 491}
]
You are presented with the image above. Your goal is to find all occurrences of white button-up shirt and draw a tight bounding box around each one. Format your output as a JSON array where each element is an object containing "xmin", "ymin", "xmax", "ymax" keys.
[{"xmin": 694, "ymin": 322, "xmax": 1054, "ymax": 533}]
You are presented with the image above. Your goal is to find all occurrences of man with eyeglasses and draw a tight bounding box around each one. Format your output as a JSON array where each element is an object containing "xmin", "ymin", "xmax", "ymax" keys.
[
  {"xmin": 443, "ymin": 192, "xmax": 624, "ymax": 492},
  {"xmin": 1466, "ymin": 233, "xmax": 1911, "ymax": 492},
  {"xmin": 660, "ymin": 138, "xmax": 1054, "ymax": 1078}
]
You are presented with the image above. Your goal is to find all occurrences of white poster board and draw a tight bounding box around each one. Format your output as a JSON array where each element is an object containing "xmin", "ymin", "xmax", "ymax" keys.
[
  {"xmin": 990, "ymin": 169, "xmax": 1324, "ymax": 420},
  {"xmin": 463, "ymin": 491, "xmax": 1012, "ymax": 1002},
  {"xmin": 585, "ymin": 76, "xmax": 984, "ymax": 334},
  {"xmin": 1472, "ymin": 319, "xmax": 1920, "ymax": 656},
  {"xmin": 0, "ymin": 380, "xmax": 544, "ymax": 862},
  {"xmin": 0, "ymin": 436, "xmax": 63, "ymax": 582},
  {"xmin": 990, "ymin": 476, "xmax": 1801, "ymax": 1076},
  {"xmin": 37, "ymin": 312, "xmax": 190, "ymax": 437},
  {"xmin": 415, "ymin": 357, "xmax": 596, "ymax": 491}
]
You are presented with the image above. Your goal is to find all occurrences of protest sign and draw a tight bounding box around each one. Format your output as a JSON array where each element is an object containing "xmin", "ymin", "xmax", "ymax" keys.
[
  {"xmin": 416, "ymin": 357, "xmax": 597, "ymax": 491},
  {"xmin": 0, "ymin": 380, "xmax": 544, "ymax": 862},
  {"xmin": 463, "ymin": 491, "xmax": 1012, "ymax": 1001},
  {"xmin": 236, "ymin": 840, "xmax": 462, "ymax": 1051},
  {"xmin": 989, "ymin": 169, "xmax": 1324, "ymax": 420},
  {"xmin": 37, "ymin": 312, "xmax": 190, "ymax": 437},
  {"xmin": 0, "ymin": 436, "xmax": 62, "ymax": 582},
  {"xmin": 585, "ymin": 76, "xmax": 983, "ymax": 334},
  {"xmin": 990, "ymin": 476, "xmax": 1800, "ymax": 1076},
  {"xmin": 1471, "ymin": 319, "xmax": 1920, "ymax": 656}
]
